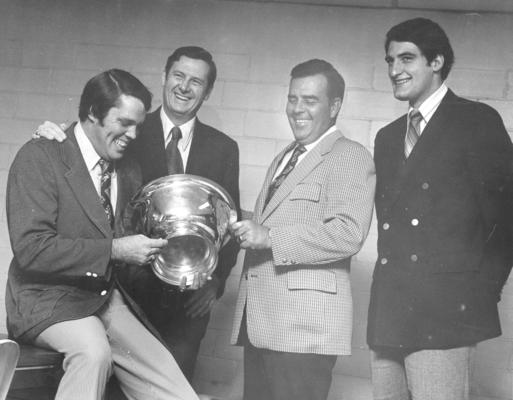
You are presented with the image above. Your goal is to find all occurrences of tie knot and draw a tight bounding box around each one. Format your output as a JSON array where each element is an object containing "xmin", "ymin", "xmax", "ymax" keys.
[
  {"xmin": 98, "ymin": 159, "xmax": 112, "ymax": 174},
  {"xmin": 293, "ymin": 143, "xmax": 306, "ymax": 155},
  {"xmin": 170, "ymin": 126, "xmax": 182, "ymax": 141},
  {"xmin": 409, "ymin": 109, "xmax": 423, "ymax": 124}
]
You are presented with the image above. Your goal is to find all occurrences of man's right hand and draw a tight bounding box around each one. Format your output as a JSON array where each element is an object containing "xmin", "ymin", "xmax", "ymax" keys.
[
  {"xmin": 34, "ymin": 121, "xmax": 68, "ymax": 142},
  {"xmin": 112, "ymin": 234, "xmax": 168, "ymax": 266}
]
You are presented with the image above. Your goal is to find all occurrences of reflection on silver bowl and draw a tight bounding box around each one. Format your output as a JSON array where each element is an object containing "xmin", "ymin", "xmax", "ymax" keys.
[{"xmin": 130, "ymin": 174, "xmax": 237, "ymax": 289}]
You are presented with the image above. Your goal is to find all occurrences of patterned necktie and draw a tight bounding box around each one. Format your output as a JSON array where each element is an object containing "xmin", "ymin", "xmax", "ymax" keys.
[
  {"xmin": 98, "ymin": 159, "xmax": 114, "ymax": 228},
  {"xmin": 404, "ymin": 109, "xmax": 423, "ymax": 158},
  {"xmin": 166, "ymin": 126, "xmax": 184, "ymax": 174},
  {"xmin": 264, "ymin": 144, "xmax": 306, "ymax": 208}
]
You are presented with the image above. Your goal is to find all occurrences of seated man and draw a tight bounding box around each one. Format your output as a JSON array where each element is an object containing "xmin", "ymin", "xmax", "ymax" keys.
[{"xmin": 5, "ymin": 69, "xmax": 198, "ymax": 400}]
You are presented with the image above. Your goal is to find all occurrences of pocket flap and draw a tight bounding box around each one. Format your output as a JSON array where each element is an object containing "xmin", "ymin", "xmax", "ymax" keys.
[
  {"xmin": 289, "ymin": 183, "xmax": 321, "ymax": 202},
  {"xmin": 287, "ymin": 269, "xmax": 337, "ymax": 293}
]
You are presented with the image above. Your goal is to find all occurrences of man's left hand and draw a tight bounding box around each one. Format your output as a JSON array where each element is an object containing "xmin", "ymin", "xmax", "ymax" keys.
[
  {"xmin": 184, "ymin": 275, "xmax": 221, "ymax": 318},
  {"xmin": 231, "ymin": 220, "xmax": 272, "ymax": 250}
]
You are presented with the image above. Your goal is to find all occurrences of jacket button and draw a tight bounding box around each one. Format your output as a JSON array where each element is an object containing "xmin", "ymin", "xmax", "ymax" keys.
[
  {"xmin": 422, "ymin": 182, "xmax": 429, "ymax": 189},
  {"xmin": 410, "ymin": 254, "xmax": 418, "ymax": 262},
  {"xmin": 411, "ymin": 218, "xmax": 419, "ymax": 226},
  {"xmin": 380, "ymin": 258, "xmax": 388, "ymax": 265},
  {"xmin": 100, "ymin": 290, "xmax": 107, "ymax": 296},
  {"xmin": 383, "ymin": 223, "xmax": 390, "ymax": 230}
]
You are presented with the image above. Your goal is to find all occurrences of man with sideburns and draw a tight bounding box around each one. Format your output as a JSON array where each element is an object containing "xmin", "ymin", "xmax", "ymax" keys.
[
  {"xmin": 7, "ymin": 69, "xmax": 198, "ymax": 399},
  {"xmin": 367, "ymin": 18, "xmax": 513, "ymax": 400}
]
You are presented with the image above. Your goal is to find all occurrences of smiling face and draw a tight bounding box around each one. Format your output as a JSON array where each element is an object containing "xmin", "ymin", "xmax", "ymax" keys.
[
  {"xmin": 87, "ymin": 94, "xmax": 146, "ymax": 161},
  {"xmin": 386, "ymin": 41, "xmax": 443, "ymax": 109},
  {"xmin": 286, "ymin": 74, "xmax": 341, "ymax": 146},
  {"xmin": 162, "ymin": 55, "xmax": 211, "ymax": 125}
]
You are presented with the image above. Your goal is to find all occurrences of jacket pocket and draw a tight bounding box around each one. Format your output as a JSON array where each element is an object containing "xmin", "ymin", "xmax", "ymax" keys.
[
  {"xmin": 287, "ymin": 268, "xmax": 337, "ymax": 293},
  {"xmin": 17, "ymin": 288, "xmax": 69, "ymax": 319},
  {"xmin": 289, "ymin": 183, "xmax": 321, "ymax": 202}
]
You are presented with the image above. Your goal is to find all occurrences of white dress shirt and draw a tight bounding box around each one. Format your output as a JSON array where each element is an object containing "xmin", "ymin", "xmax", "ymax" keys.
[
  {"xmin": 273, "ymin": 125, "xmax": 338, "ymax": 179},
  {"xmin": 408, "ymin": 83, "xmax": 448, "ymax": 135},
  {"xmin": 74, "ymin": 122, "xmax": 118, "ymax": 212},
  {"xmin": 160, "ymin": 107, "xmax": 195, "ymax": 170}
]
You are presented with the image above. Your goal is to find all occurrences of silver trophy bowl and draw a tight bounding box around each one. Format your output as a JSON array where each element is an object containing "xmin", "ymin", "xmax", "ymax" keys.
[{"xmin": 130, "ymin": 174, "xmax": 237, "ymax": 289}]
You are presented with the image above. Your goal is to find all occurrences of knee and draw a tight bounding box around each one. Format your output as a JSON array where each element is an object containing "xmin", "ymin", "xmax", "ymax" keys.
[{"xmin": 64, "ymin": 341, "xmax": 113, "ymax": 373}]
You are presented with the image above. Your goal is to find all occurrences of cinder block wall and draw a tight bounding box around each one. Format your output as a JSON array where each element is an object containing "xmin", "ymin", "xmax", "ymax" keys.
[{"xmin": 1, "ymin": 1, "xmax": 513, "ymax": 399}]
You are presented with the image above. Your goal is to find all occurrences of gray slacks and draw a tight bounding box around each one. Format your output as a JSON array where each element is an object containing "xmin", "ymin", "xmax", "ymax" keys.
[{"xmin": 34, "ymin": 289, "xmax": 198, "ymax": 400}]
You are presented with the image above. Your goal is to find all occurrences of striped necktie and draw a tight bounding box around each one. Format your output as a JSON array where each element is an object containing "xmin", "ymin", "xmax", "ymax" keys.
[
  {"xmin": 264, "ymin": 144, "xmax": 306, "ymax": 208},
  {"xmin": 404, "ymin": 109, "xmax": 423, "ymax": 158},
  {"xmin": 98, "ymin": 159, "xmax": 114, "ymax": 228},
  {"xmin": 166, "ymin": 126, "xmax": 184, "ymax": 174}
]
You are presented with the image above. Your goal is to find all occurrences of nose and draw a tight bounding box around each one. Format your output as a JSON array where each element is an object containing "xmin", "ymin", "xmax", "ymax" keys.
[
  {"xmin": 125, "ymin": 125, "xmax": 137, "ymax": 140},
  {"xmin": 389, "ymin": 60, "xmax": 401, "ymax": 78},
  {"xmin": 178, "ymin": 78, "xmax": 190, "ymax": 92},
  {"xmin": 292, "ymin": 100, "xmax": 306, "ymax": 114}
]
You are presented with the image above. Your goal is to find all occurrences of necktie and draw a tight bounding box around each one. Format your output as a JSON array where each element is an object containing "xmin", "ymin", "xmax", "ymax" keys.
[
  {"xmin": 264, "ymin": 144, "xmax": 306, "ymax": 208},
  {"xmin": 98, "ymin": 159, "xmax": 114, "ymax": 228},
  {"xmin": 404, "ymin": 109, "xmax": 423, "ymax": 158},
  {"xmin": 166, "ymin": 126, "xmax": 184, "ymax": 174}
]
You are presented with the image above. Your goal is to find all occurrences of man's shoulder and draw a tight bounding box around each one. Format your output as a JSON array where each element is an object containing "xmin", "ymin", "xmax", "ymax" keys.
[
  {"xmin": 329, "ymin": 132, "xmax": 373, "ymax": 161},
  {"xmin": 195, "ymin": 119, "xmax": 238, "ymax": 147},
  {"xmin": 447, "ymin": 93, "xmax": 501, "ymax": 120}
]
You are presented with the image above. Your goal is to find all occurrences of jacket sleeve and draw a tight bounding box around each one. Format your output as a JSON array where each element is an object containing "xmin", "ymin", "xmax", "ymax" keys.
[{"xmin": 465, "ymin": 104, "xmax": 513, "ymax": 291}]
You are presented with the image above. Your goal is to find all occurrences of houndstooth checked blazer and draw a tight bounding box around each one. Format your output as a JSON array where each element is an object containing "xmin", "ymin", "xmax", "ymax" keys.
[{"xmin": 231, "ymin": 130, "xmax": 375, "ymax": 355}]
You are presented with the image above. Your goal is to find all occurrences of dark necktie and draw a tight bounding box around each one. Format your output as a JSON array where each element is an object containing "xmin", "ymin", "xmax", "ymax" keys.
[
  {"xmin": 98, "ymin": 159, "xmax": 114, "ymax": 228},
  {"xmin": 404, "ymin": 109, "xmax": 423, "ymax": 158},
  {"xmin": 166, "ymin": 126, "xmax": 184, "ymax": 174},
  {"xmin": 264, "ymin": 144, "xmax": 306, "ymax": 208}
]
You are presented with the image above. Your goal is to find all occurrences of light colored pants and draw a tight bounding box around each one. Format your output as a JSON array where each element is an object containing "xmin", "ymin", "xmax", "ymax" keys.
[
  {"xmin": 35, "ymin": 289, "xmax": 198, "ymax": 400},
  {"xmin": 371, "ymin": 346, "xmax": 475, "ymax": 400}
]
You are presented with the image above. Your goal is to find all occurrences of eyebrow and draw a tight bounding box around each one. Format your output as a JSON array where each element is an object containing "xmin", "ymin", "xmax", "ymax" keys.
[
  {"xmin": 386, "ymin": 51, "xmax": 416, "ymax": 61},
  {"xmin": 118, "ymin": 117, "xmax": 137, "ymax": 125}
]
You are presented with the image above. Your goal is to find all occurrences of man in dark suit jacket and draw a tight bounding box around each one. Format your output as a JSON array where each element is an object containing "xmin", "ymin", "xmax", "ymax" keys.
[
  {"xmin": 367, "ymin": 18, "xmax": 513, "ymax": 400},
  {"xmin": 125, "ymin": 46, "xmax": 240, "ymax": 381},
  {"xmin": 36, "ymin": 46, "xmax": 240, "ymax": 382},
  {"xmin": 7, "ymin": 69, "xmax": 198, "ymax": 399}
]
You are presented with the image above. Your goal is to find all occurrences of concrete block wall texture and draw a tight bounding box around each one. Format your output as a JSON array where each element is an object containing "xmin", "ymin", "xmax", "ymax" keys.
[{"xmin": 1, "ymin": 0, "xmax": 513, "ymax": 398}]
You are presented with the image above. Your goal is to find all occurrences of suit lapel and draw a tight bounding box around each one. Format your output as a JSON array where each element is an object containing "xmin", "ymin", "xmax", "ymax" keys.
[
  {"xmin": 146, "ymin": 108, "xmax": 168, "ymax": 173},
  {"xmin": 254, "ymin": 142, "xmax": 296, "ymax": 221},
  {"xmin": 61, "ymin": 124, "xmax": 112, "ymax": 237},
  {"xmin": 186, "ymin": 119, "xmax": 208, "ymax": 174},
  {"xmin": 384, "ymin": 91, "xmax": 458, "ymax": 210},
  {"xmin": 260, "ymin": 131, "xmax": 343, "ymax": 222}
]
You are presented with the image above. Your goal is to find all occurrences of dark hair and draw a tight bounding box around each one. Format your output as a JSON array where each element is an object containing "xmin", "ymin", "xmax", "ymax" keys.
[
  {"xmin": 78, "ymin": 69, "xmax": 152, "ymax": 122},
  {"xmin": 290, "ymin": 59, "xmax": 345, "ymax": 102},
  {"xmin": 164, "ymin": 46, "xmax": 217, "ymax": 92},
  {"xmin": 385, "ymin": 18, "xmax": 454, "ymax": 81}
]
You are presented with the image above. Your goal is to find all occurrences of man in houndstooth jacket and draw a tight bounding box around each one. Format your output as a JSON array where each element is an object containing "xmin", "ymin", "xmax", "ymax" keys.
[{"xmin": 230, "ymin": 59, "xmax": 376, "ymax": 400}]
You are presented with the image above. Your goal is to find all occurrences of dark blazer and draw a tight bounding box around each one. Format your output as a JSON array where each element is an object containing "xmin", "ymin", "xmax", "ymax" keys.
[
  {"xmin": 367, "ymin": 90, "xmax": 513, "ymax": 350},
  {"xmin": 5, "ymin": 125, "xmax": 145, "ymax": 343},
  {"xmin": 125, "ymin": 108, "xmax": 240, "ymax": 294}
]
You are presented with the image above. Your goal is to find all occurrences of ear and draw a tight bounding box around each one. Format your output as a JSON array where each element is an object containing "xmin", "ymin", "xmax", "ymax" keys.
[
  {"xmin": 87, "ymin": 107, "xmax": 99, "ymax": 124},
  {"xmin": 431, "ymin": 54, "xmax": 444, "ymax": 74},
  {"xmin": 330, "ymin": 97, "xmax": 342, "ymax": 119}
]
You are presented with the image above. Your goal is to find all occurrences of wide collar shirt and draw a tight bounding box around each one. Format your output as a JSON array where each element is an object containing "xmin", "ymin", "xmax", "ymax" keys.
[
  {"xmin": 75, "ymin": 122, "xmax": 118, "ymax": 213},
  {"xmin": 160, "ymin": 107, "xmax": 195, "ymax": 170},
  {"xmin": 273, "ymin": 125, "xmax": 338, "ymax": 179},
  {"xmin": 408, "ymin": 83, "xmax": 448, "ymax": 136}
]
